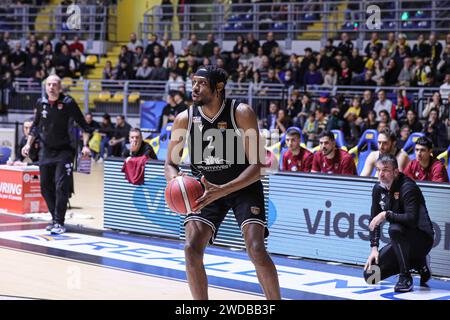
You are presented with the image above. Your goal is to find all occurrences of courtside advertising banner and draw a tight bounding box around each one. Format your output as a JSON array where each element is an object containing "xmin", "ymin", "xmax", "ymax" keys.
[
  {"xmin": 267, "ymin": 173, "xmax": 450, "ymax": 277},
  {"xmin": 0, "ymin": 165, "xmax": 48, "ymax": 214}
]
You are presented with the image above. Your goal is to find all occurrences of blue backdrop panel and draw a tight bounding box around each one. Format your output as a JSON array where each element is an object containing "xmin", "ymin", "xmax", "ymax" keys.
[
  {"xmin": 267, "ymin": 172, "xmax": 450, "ymax": 277},
  {"xmin": 140, "ymin": 101, "xmax": 167, "ymax": 131},
  {"xmin": 103, "ymin": 158, "xmax": 450, "ymax": 277},
  {"xmin": 104, "ymin": 158, "xmax": 180, "ymax": 238},
  {"xmin": 104, "ymin": 159, "xmax": 269, "ymax": 248}
]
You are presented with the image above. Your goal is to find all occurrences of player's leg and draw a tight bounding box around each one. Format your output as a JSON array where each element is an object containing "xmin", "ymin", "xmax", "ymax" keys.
[
  {"xmin": 242, "ymin": 223, "xmax": 281, "ymax": 300},
  {"xmin": 184, "ymin": 220, "xmax": 213, "ymax": 300},
  {"xmin": 232, "ymin": 181, "xmax": 280, "ymax": 299},
  {"xmin": 183, "ymin": 199, "xmax": 229, "ymax": 300}
]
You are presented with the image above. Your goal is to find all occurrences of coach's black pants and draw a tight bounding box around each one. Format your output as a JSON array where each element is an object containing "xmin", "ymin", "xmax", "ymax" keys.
[
  {"xmin": 39, "ymin": 155, "xmax": 74, "ymax": 226},
  {"xmin": 364, "ymin": 223, "xmax": 433, "ymax": 284}
]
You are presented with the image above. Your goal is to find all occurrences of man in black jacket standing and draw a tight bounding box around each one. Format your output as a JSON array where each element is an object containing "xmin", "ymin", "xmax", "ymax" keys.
[
  {"xmin": 22, "ymin": 75, "xmax": 92, "ymax": 235},
  {"xmin": 364, "ymin": 154, "xmax": 434, "ymax": 293}
]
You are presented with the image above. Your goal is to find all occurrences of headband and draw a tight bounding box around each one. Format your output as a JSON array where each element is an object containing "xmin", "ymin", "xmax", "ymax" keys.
[{"xmin": 194, "ymin": 68, "xmax": 210, "ymax": 79}]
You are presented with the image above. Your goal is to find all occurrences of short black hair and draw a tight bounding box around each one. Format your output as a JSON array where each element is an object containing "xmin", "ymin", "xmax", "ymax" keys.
[
  {"xmin": 429, "ymin": 107, "xmax": 439, "ymax": 114},
  {"xmin": 286, "ymin": 128, "xmax": 301, "ymax": 139},
  {"xmin": 319, "ymin": 130, "xmax": 335, "ymax": 141},
  {"xmin": 415, "ymin": 137, "xmax": 433, "ymax": 150},
  {"xmin": 129, "ymin": 127, "xmax": 142, "ymax": 137},
  {"xmin": 379, "ymin": 127, "xmax": 396, "ymax": 142},
  {"xmin": 379, "ymin": 109, "xmax": 390, "ymax": 118},
  {"xmin": 173, "ymin": 91, "xmax": 184, "ymax": 99},
  {"xmin": 316, "ymin": 107, "xmax": 326, "ymax": 114}
]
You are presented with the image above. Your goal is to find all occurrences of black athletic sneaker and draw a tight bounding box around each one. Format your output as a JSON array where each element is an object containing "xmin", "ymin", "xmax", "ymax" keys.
[
  {"xmin": 419, "ymin": 255, "xmax": 432, "ymax": 286},
  {"xmin": 394, "ymin": 273, "xmax": 413, "ymax": 293},
  {"xmin": 45, "ymin": 222, "xmax": 55, "ymax": 232}
]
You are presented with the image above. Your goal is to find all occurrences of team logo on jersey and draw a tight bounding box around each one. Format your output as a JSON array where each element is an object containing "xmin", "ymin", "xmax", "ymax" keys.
[
  {"xmin": 197, "ymin": 156, "xmax": 231, "ymax": 165},
  {"xmin": 250, "ymin": 206, "xmax": 261, "ymax": 215},
  {"xmin": 217, "ymin": 121, "xmax": 227, "ymax": 131},
  {"xmin": 192, "ymin": 116, "xmax": 202, "ymax": 123}
]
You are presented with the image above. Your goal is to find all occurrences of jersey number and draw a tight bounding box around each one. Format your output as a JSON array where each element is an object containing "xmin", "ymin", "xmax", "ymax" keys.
[{"xmin": 206, "ymin": 136, "xmax": 214, "ymax": 150}]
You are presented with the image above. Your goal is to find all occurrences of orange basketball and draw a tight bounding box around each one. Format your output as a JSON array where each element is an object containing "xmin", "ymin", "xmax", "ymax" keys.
[{"xmin": 165, "ymin": 176, "xmax": 204, "ymax": 214}]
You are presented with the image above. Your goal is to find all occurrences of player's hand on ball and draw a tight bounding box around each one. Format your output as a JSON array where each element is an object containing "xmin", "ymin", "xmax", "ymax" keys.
[
  {"xmin": 169, "ymin": 171, "xmax": 187, "ymax": 181},
  {"xmin": 192, "ymin": 176, "xmax": 226, "ymax": 212}
]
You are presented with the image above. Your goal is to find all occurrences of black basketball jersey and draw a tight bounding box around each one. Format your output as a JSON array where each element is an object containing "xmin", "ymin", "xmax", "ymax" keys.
[{"xmin": 187, "ymin": 98, "xmax": 250, "ymax": 185}]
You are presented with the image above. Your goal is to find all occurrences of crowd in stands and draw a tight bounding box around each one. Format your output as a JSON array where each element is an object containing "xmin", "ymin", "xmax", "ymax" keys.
[
  {"xmin": 102, "ymin": 29, "xmax": 448, "ymax": 182},
  {"xmin": 0, "ymin": 32, "xmax": 88, "ymax": 89},
  {"xmin": 279, "ymin": 127, "xmax": 449, "ymax": 183},
  {"xmin": 110, "ymin": 30, "xmax": 449, "ymax": 156},
  {"xmin": 2, "ymin": 28, "xmax": 449, "ymax": 182}
]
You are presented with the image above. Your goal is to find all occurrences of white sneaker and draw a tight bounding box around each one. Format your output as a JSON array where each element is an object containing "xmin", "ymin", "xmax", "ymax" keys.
[
  {"xmin": 96, "ymin": 158, "xmax": 104, "ymax": 164},
  {"xmin": 50, "ymin": 224, "xmax": 66, "ymax": 235}
]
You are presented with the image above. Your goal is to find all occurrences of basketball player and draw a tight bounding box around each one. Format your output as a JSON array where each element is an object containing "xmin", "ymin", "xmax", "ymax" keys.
[
  {"xmin": 361, "ymin": 127, "xmax": 410, "ymax": 176},
  {"xmin": 164, "ymin": 66, "xmax": 281, "ymax": 300}
]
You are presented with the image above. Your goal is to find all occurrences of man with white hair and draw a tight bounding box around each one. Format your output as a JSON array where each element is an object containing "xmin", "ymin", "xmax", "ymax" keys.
[{"xmin": 22, "ymin": 75, "xmax": 92, "ymax": 234}]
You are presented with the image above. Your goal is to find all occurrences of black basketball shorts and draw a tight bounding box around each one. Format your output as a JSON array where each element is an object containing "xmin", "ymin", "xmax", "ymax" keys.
[{"xmin": 184, "ymin": 180, "xmax": 268, "ymax": 244}]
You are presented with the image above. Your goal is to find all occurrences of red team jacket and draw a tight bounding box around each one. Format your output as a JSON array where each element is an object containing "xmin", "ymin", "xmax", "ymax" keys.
[
  {"xmin": 312, "ymin": 149, "xmax": 357, "ymax": 175},
  {"xmin": 281, "ymin": 148, "xmax": 313, "ymax": 172},
  {"xmin": 122, "ymin": 155, "xmax": 149, "ymax": 185},
  {"xmin": 403, "ymin": 158, "xmax": 449, "ymax": 182}
]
